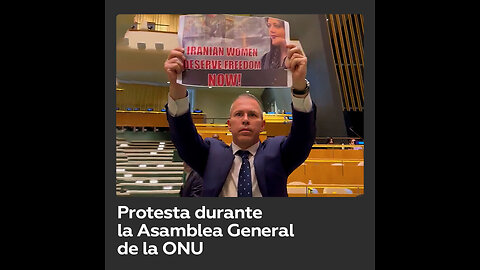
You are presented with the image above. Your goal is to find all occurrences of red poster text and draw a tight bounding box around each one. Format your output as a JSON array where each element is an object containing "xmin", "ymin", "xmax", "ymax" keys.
[
  {"xmin": 185, "ymin": 60, "xmax": 223, "ymax": 70},
  {"xmin": 208, "ymin": 73, "xmax": 242, "ymax": 87},
  {"xmin": 186, "ymin": 46, "xmax": 224, "ymax": 56},
  {"xmin": 185, "ymin": 46, "xmax": 258, "ymax": 57}
]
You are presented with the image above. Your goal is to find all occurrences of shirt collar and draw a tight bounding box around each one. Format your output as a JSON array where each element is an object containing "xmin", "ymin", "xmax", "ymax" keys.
[{"xmin": 231, "ymin": 141, "xmax": 260, "ymax": 157}]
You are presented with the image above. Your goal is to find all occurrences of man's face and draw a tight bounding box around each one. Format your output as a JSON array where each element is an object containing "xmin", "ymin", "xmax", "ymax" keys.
[
  {"xmin": 183, "ymin": 162, "xmax": 192, "ymax": 173},
  {"xmin": 227, "ymin": 96, "xmax": 265, "ymax": 149}
]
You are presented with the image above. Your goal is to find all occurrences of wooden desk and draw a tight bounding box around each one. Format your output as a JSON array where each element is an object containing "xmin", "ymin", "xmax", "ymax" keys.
[
  {"xmin": 312, "ymin": 144, "xmax": 364, "ymax": 149},
  {"xmin": 287, "ymin": 145, "xmax": 364, "ymax": 186},
  {"xmin": 263, "ymin": 113, "xmax": 292, "ymax": 136},
  {"xmin": 308, "ymin": 147, "xmax": 364, "ymax": 160},
  {"xmin": 289, "ymin": 159, "xmax": 364, "ymax": 185},
  {"xmin": 264, "ymin": 121, "xmax": 292, "ymax": 136},
  {"xmin": 287, "ymin": 183, "xmax": 364, "ymax": 197},
  {"xmin": 116, "ymin": 111, "xmax": 206, "ymax": 127}
]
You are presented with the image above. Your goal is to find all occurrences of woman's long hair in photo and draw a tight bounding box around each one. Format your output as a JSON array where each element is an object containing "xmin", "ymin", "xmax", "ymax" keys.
[{"xmin": 262, "ymin": 18, "xmax": 285, "ymax": 69}]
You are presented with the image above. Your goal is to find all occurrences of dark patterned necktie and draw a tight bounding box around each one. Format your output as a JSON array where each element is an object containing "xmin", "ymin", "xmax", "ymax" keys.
[{"xmin": 236, "ymin": 150, "xmax": 252, "ymax": 197}]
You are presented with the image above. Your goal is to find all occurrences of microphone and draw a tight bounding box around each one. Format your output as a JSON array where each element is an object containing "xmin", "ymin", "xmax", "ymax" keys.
[{"xmin": 348, "ymin": 126, "xmax": 362, "ymax": 139}]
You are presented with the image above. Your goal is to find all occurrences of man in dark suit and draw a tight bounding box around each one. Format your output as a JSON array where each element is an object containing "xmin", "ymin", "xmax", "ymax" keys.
[
  {"xmin": 179, "ymin": 162, "xmax": 203, "ymax": 197},
  {"xmin": 164, "ymin": 44, "xmax": 316, "ymax": 197}
]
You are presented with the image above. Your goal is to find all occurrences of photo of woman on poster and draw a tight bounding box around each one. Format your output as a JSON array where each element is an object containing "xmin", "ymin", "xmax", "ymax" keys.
[{"xmin": 261, "ymin": 17, "xmax": 288, "ymax": 69}]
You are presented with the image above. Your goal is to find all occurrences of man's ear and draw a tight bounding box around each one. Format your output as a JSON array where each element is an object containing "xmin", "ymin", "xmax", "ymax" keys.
[
  {"xmin": 260, "ymin": 119, "xmax": 266, "ymax": 131},
  {"xmin": 227, "ymin": 119, "xmax": 231, "ymax": 131}
]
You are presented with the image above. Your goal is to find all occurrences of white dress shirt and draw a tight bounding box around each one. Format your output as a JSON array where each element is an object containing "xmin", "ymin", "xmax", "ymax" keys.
[
  {"xmin": 167, "ymin": 92, "xmax": 313, "ymax": 197},
  {"xmin": 220, "ymin": 141, "xmax": 261, "ymax": 197}
]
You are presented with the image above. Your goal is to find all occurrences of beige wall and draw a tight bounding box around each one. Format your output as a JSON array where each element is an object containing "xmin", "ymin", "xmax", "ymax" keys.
[
  {"xmin": 116, "ymin": 83, "xmax": 169, "ymax": 111},
  {"xmin": 123, "ymin": 31, "xmax": 180, "ymax": 51}
]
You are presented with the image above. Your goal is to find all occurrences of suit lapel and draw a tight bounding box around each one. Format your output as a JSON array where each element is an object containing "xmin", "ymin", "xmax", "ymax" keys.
[
  {"xmin": 213, "ymin": 146, "xmax": 234, "ymax": 196},
  {"xmin": 254, "ymin": 143, "xmax": 268, "ymax": 196}
]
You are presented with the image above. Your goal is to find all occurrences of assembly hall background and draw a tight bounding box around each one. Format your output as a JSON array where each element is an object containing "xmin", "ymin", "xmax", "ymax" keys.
[{"xmin": 115, "ymin": 14, "xmax": 365, "ymax": 197}]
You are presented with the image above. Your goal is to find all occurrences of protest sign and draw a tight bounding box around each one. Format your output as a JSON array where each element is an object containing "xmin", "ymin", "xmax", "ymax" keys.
[{"xmin": 177, "ymin": 14, "xmax": 292, "ymax": 88}]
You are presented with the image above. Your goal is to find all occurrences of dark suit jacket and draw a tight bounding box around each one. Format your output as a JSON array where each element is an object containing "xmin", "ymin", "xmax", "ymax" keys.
[
  {"xmin": 179, "ymin": 170, "xmax": 203, "ymax": 197},
  {"xmin": 166, "ymin": 103, "xmax": 316, "ymax": 197}
]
